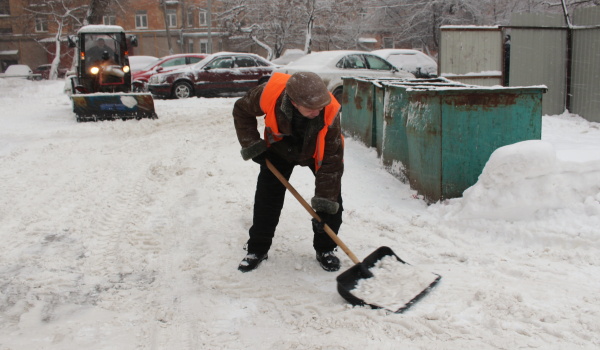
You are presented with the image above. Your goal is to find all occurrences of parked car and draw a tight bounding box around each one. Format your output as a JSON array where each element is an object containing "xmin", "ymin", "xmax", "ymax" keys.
[
  {"xmin": 132, "ymin": 53, "xmax": 206, "ymax": 92},
  {"xmin": 371, "ymin": 49, "xmax": 438, "ymax": 78},
  {"xmin": 274, "ymin": 50, "xmax": 415, "ymax": 103},
  {"xmin": 32, "ymin": 64, "xmax": 68, "ymax": 80},
  {"xmin": 128, "ymin": 55, "xmax": 159, "ymax": 73},
  {"xmin": 148, "ymin": 52, "xmax": 276, "ymax": 99},
  {"xmin": 1, "ymin": 64, "xmax": 35, "ymax": 79}
]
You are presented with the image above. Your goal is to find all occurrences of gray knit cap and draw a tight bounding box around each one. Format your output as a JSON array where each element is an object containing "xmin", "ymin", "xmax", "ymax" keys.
[{"xmin": 285, "ymin": 72, "xmax": 331, "ymax": 109}]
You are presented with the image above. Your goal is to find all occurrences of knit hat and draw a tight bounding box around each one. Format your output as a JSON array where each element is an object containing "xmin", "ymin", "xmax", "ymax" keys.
[{"xmin": 285, "ymin": 72, "xmax": 331, "ymax": 110}]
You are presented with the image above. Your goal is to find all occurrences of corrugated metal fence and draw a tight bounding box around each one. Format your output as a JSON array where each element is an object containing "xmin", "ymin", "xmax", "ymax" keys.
[
  {"xmin": 439, "ymin": 27, "xmax": 504, "ymax": 87},
  {"xmin": 440, "ymin": 7, "xmax": 600, "ymax": 122}
]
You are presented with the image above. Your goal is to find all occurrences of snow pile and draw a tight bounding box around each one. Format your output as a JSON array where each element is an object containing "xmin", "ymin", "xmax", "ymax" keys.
[{"xmin": 442, "ymin": 140, "xmax": 600, "ymax": 221}]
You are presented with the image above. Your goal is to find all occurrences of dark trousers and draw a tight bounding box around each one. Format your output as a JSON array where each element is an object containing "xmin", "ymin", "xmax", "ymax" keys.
[{"xmin": 247, "ymin": 156, "xmax": 343, "ymax": 255}]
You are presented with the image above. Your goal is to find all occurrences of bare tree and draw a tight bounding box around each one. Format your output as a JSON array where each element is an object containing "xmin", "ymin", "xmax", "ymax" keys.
[
  {"xmin": 218, "ymin": 0, "xmax": 369, "ymax": 58},
  {"xmin": 301, "ymin": 0, "xmax": 368, "ymax": 52},
  {"xmin": 85, "ymin": 0, "xmax": 129, "ymax": 25},
  {"xmin": 23, "ymin": 0, "xmax": 88, "ymax": 79},
  {"xmin": 218, "ymin": 0, "xmax": 306, "ymax": 59},
  {"xmin": 217, "ymin": 0, "xmax": 598, "ymax": 57}
]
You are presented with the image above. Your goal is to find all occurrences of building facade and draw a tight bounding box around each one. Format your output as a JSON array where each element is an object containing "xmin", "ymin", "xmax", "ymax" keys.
[{"xmin": 0, "ymin": 0, "xmax": 230, "ymax": 73}]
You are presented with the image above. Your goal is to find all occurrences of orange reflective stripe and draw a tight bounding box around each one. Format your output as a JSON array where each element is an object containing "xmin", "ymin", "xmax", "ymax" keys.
[
  {"xmin": 312, "ymin": 93, "xmax": 341, "ymax": 171},
  {"xmin": 260, "ymin": 72, "xmax": 290, "ymax": 145},
  {"xmin": 260, "ymin": 72, "xmax": 341, "ymax": 172}
]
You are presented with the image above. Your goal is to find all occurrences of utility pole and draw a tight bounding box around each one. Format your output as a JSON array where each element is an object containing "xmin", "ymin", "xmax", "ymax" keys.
[
  {"xmin": 207, "ymin": 0, "xmax": 213, "ymax": 53},
  {"xmin": 180, "ymin": 0, "xmax": 186, "ymax": 53},
  {"xmin": 161, "ymin": 0, "xmax": 174, "ymax": 54}
]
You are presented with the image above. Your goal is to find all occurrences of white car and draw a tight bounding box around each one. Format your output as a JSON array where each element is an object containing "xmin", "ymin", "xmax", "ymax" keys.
[
  {"xmin": 128, "ymin": 55, "xmax": 160, "ymax": 73},
  {"xmin": 271, "ymin": 49, "xmax": 306, "ymax": 65},
  {"xmin": 274, "ymin": 50, "xmax": 414, "ymax": 103},
  {"xmin": 371, "ymin": 49, "xmax": 438, "ymax": 78},
  {"xmin": 1, "ymin": 64, "xmax": 35, "ymax": 79}
]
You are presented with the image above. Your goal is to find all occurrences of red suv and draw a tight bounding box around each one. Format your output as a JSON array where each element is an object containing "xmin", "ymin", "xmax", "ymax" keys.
[
  {"xmin": 132, "ymin": 53, "xmax": 206, "ymax": 92},
  {"xmin": 147, "ymin": 52, "xmax": 275, "ymax": 99}
]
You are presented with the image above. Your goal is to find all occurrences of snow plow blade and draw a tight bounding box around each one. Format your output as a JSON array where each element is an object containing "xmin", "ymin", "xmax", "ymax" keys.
[{"xmin": 71, "ymin": 93, "xmax": 157, "ymax": 122}]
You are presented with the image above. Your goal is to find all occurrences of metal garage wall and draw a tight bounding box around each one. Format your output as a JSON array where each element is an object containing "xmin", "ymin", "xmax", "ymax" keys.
[
  {"xmin": 439, "ymin": 27, "xmax": 503, "ymax": 86},
  {"xmin": 440, "ymin": 10, "xmax": 600, "ymax": 122},
  {"xmin": 509, "ymin": 13, "xmax": 567, "ymax": 116},
  {"xmin": 572, "ymin": 7, "xmax": 600, "ymax": 123}
]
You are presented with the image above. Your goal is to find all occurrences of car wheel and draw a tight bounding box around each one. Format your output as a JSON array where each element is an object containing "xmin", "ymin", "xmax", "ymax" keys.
[{"xmin": 173, "ymin": 81, "xmax": 193, "ymax": 99}]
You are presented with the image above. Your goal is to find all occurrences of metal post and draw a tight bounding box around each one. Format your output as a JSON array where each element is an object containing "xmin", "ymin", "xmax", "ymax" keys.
[{"xmin": 207, "ymin": 0, "xmax": 213, "ymax": 54}]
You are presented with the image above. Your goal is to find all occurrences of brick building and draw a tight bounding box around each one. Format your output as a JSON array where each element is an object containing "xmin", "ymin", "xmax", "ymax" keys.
[{"xmin": 0, "ymin": 0, "xmax": 230, "ymax": 73}]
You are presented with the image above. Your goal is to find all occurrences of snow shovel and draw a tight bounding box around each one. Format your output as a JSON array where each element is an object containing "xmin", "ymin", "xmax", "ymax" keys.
[{"xmin": 265, "ymin": 159, "xmax": 441, "ymax": 313}]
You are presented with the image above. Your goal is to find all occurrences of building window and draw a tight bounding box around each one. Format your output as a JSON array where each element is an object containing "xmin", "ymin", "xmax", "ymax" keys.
[
  {"xmin": 167, "ymin": 9, "xmax": 177, "ymax": 28},
  {"xmin": 35, "ymin": 16, "xmax": 48, "ymax": 32},
  {"xmin": 200, "ymin": 41, "xmax": 208, "ymax": 54},
  {"xmin": 135, "ymin": 11, "xmax": 148, "ymax": 29},
  {"xmin": 0, "ymin": 0, "xmax": 10, "ymax": 15},
  {"xmin": 187, "ymin": 9, "xmax": 194, "ymax": 27},
  {"xmin": 383, "ymin": 37, "xmax": 394, "ymax": 49},
  {"xmin": 359, "ymin": 9, "xmax": 368, "ymax": 21},
  {"xmin": 188, "ymin": 39, "xmax": 194, "ymax": 53},
  {"xmin": 103, "ymin": 15, "xmax": 117, "ymax": 25},
  {"xmin": 199, "ymin": 11, "xmax": 207, "ymax": 27}
]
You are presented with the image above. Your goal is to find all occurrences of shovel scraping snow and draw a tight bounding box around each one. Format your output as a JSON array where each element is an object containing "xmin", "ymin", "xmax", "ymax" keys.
[{"xmin": 265, "ymin": 159, "xmax": 441, "ymax": 313}]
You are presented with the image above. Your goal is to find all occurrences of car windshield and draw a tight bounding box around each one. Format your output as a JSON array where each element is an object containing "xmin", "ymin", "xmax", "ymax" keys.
[
  {"xmin": 140, "ymin": 60, "xmax": 161, "ymax": 70},
  {"xmin": 192, "ymin": 55, "xmax": 216, "ymax": 69},
  {"xmin": 386, "ymin": 54, "xmax": 427, "ymax": 71},
  {"xmin": 206, "ymin": 57, "xmax": 234, "ymax": 69},
  {"xmin": 337, "ymin": 55, "xmax": 367, "ymax": 69},
  {"xmin": 84, "ymin": 34, "xmax": 122, "ymax": 64},
  {"xmin": 161, "ymin": 57, "xmax": 187, "ymax": 67},
  {"xmin": 364, "ymin": 55, "xmax": 394, "ymax": 71}
]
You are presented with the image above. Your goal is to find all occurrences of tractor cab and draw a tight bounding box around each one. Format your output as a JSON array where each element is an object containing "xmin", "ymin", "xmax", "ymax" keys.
[{"xmin": 68, "ymin": 25, "xmax": 136, "ymax": 93}]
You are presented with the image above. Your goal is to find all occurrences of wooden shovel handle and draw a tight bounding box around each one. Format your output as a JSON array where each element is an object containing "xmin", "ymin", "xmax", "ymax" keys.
[{"xmin": 265, "ymin": 159, "xmax": 360, "ymax": 264}]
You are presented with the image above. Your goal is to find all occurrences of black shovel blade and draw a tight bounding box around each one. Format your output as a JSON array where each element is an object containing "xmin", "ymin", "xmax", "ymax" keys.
[{"xmin": 336, "ymin": 246, "xmax": 441, "ymax": 313}]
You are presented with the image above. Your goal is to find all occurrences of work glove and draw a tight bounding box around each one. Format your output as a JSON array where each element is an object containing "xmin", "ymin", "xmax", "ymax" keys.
[{"xmin": 252, "ymin": 151, "xmax": 268, "ymax": 166}]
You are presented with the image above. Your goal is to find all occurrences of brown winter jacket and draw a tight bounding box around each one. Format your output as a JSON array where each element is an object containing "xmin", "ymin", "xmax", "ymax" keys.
[{"xmin": 232, "ymin": 83, "xmax": 344, "ymax": 214}]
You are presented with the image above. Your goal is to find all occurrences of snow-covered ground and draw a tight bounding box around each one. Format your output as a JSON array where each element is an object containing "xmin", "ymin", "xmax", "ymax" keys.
[{"xmin": 1, "ymin": 78, "xmax": 599, "ymax": 349}]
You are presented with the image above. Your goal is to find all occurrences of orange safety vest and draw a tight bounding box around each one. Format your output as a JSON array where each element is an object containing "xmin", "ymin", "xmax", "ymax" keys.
[{"xmin": 259, "ymin": 72, "xmax": 341, "ymax": 171}]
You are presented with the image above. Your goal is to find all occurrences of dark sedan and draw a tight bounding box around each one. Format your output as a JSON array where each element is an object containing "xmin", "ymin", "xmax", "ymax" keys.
[
  {"xmin": 32, "ymin": 64, "xmax": 68, "ymax": 80},
  {"xmin": 131, "ymin": 53, "xmax": 206, "ymax": 92},
  {"xmin": 147, "ymin": 52, "xmax": 276, "ymax": 99}
]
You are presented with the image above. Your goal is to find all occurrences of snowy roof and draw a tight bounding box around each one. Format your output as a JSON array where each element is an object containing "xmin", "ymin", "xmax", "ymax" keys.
[
  {"xmin": 440, "ymin": 25, "xmax": 500, "ymax": 30},
  {"xmin": 77, "ymin": 25, "xmax": 125, "ymax": 34},
  {"xmin": 372, "ymin": 49, "xmax": 423, "ymax": 55},
  {"xmin": 39, "ymin": 37, "xmax": 68, "ymax": 43},
  {"xmin": 358, "ymin": 37, "xmax": 378, "ymax": 43},
  {"xmin": 286, "ymin": 50, "xmax": 370, "ymax": 67}
]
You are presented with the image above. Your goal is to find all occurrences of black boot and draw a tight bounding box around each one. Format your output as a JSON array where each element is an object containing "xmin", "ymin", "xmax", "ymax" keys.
[
  {"xmin": 238, "ymin": 252, "xmax": 268, "ymax": 273},
  {"xmin": 316, "ymin": 251, "xmax": 340, "ymax": 272}
]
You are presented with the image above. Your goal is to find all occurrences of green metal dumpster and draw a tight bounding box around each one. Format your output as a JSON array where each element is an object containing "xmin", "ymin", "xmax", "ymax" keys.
[
  {"xmin": 339, "ymin": 77, "xmax": 376, "ymax": 148},
  {"xmin": 341, "ymin": 77, "xmax": 457, "ymax": 157},
  {"xmin": 341, "ymin": 77, "xmax": 404, "ymax": 155},
  {"xmin": 381, "ymin": 83, "xmax": 547, "ymax": 203}
]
